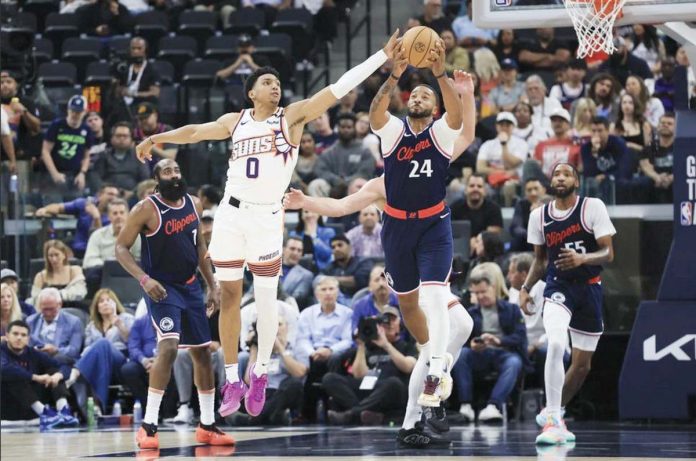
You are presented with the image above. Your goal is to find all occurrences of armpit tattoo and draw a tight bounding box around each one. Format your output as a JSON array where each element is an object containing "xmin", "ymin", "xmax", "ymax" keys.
[{"xmin": 289, "ymin": 116, "xmax": 306, "ymax": 129}]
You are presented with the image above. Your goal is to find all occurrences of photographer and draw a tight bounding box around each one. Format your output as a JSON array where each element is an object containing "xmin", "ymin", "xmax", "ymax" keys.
[
  {"xmin": 323, "ymin": 307, "xmax": 417, "ymax": 425},
  {"xmin": 113, "ymin": 37, "xmax": 160, "ymax": 113}
]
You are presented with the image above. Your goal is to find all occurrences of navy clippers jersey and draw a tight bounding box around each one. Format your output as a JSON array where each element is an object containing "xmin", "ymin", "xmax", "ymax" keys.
[
  {"xmin": 383, "ymin": 119, "xmax": 451, "ymax": 210},
  {"xmin": 141, "ymin": 194, "xmax": 200, "ymax": 284},
  {"xmin": 542, "ymin": 196, "xmax": 601, "ymax": 281}
]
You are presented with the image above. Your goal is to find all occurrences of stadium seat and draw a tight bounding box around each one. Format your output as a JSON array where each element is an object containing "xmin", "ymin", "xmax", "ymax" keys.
[
  {"xmin": 107, "ymin": 36, "xmax": 131, "ymax": 60},
  {"xmin": 33, "ymin": 38, "xmax": 55, "ymax": 64},
  {"xmin": 225, "ymin": 7, "xmax": 265, "ymax": 36},
  {"xmin": 134, "ymin": 11, "xmax": 170, "ymax": 55},
  {"xmin": 150, "ymin": 59, "xmax": 175, "ymax": 85},
  {"xmin": 63, "ymin": 307, "xmax": 89, "ymax": 330},
  {"xmin": 21, "ymin": 0, "xmax": 58, "ymax": 30},
  {"xmin": 157, "ymin": 36, "xmax": 198, "ymax": 79},
  {"xmin": 204, "ymin": 35, "xmax": 240, "ymax": 62},
  {"xmin": 38, "ymin": 62, "xmax": 77, "ymax": 86},
  {"xmin": 62, "ymin": 37, "xmax": 103, "ymax": 81},
  {"xmin": 43, "ymin": 12, "xmax": 80, "ymax": 51},
  {"xmin": 254, "ymin": 33, "xmax": 293, "ymax": 84},
  {"xmin": 451, "ymin": 220, "xmax": 472, "ymax": 263},
  {"xmin": 85, "ymin": 61, "xmax": 114, "ymax": 85},
  {"xmin": 224, "ymin": 84, "xmax": 246, "ymax": 113},
  {"xmin": 182, "ymin": 59, "xmax": 222, "ymax": 87},
  {"xmin": 270, "ymin": 8, "xmax": 314, "ymax": 60},
  {"xmin": 6, "ymin": 11, "xmax": 37, "ymax": 33},
  {"xmin": 177, "ymin": 10, "xmax": 218, "ymax": 53},
  {"xmin": 101, "ymin": 260, "xmax": 143, "ymax": 307},
  {"xmin": 324, "ymin": 222, "xmax": 345, "ymax": 235},
  {"xmin": 156, "ymin": 84, "xmax": 180, "ymax": 127}
]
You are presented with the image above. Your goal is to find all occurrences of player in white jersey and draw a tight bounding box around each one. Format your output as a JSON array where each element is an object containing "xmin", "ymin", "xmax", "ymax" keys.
[{"xmin": 135, "ymin": 30, "xmax": 401, "ymax": 418}]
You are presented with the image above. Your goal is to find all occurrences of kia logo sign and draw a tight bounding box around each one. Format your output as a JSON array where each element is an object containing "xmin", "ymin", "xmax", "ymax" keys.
[{"xmin": 643, "ymin": 334, "xmax": 696, "ymax": 361}]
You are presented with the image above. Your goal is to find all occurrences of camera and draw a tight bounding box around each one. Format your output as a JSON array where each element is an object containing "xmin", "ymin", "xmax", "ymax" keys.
[{"xmin": 357, "ymin": 314, "xmax": 391, "ymax": 342}]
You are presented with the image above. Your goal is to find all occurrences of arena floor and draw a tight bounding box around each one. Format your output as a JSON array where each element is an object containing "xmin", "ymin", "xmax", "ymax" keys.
[{"xmin": 1, "ymin": 421, "xmax": 695, "ymax": 460}]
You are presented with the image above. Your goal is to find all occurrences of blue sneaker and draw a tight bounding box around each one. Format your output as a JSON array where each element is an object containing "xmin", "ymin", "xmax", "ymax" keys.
[
  {"xmin": 40, "ymin": 406, "xmax": 62, "ymax": 429},
  {"xmin": 58, "ymin": 405, "xmax": 79, "ymax": 427}
]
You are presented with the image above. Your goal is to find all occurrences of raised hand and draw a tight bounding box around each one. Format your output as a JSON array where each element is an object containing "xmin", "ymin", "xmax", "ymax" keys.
[
  {"xmin": 452, "ymin": 70, "xmax": 475, "ymax": 97},
  {"xmin": 382, "ymin": 29, "xmax": 401, "ymax": 60},
  {"xmin": 427, "ymin": 39, "xmax": 446, "ymax": 76},
  {"xmin": 135, "ymin": 138, "xmax": 154, "ymax": 164},
  {"xmin": 392, "ymin": 46, "xmax": 409, "ymax": 79},
  {"xmin": 282, "ymin": 188, "xmax": 306, "ymax": 210}
]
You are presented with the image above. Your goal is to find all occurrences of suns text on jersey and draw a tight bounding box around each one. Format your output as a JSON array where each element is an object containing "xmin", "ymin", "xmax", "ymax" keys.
[{"xmin": 231, "ymin": 135, "xmax": 275, "ymax": 161}]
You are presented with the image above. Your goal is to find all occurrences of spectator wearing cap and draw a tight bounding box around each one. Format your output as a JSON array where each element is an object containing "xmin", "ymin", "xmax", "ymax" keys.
[
  {"xmin": 1, "ymin": 269, "xmax": 35, "ymax": 316},
  {"xmin": 321, "ymin": 235, "xmax": 373, "ymax": 297},
  {"xmin": 513, "ymin": 101, "xmax": 550, "ymax": 154},
  {"xmin": 113, "ymin": 37, "xmax": 160, "ymax": 112},
  {"xmin": 549, "ymin": 59, "xmax": 588, "ymax": 110},
  {"xmin": 526, "ymin": 108, "xmax": 581, "ymax": 184},
  {"xmin": 442, "ymin": 28, "xmax": 471, "ymax": 74},
  {"xmin": 518, "ymin": 28, "xmax": 571, "ymax": 73},
  {"xmin": 132, "ymin": 102, "xmax": 177, "ymax": 172},
  {"xmin": 35, "ymin": 184, "xmax": 120, "ymax": 258},
  {"xmin": 489, "ymin": 58, "xmax": 525, "ymax": 113},
  {"xmin": 40, "ymin": 95, "xmax": 94, "ymax": 203},
  {"xmin": 475, "ymin": 112, "xmax": 529, "ymax": 206},
  {"xmin": 598, "ymin": 35, "xmax": 652, "ymax": 86},
  {"xmin": 0, "ymin": 70, "xmax": 42, "ymax": 163},
  {"xmin": 215, "ymin": 34, "xmax": 270, "ymax": 84},
  {"xmin": 92, "ymin": 122, "xmax": 149, "ymax": 199},
  {"xmin": 523, "ymin": 74, "xmax": 562, "ymax": 131}
]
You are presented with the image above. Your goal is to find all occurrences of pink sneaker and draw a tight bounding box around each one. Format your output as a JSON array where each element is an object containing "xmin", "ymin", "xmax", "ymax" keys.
[
  {"xmin": 218, "ymin": 380, "xmax": 248, "ymax": 417},
  {"xmin": 244, "ymin": 363, "xmax": 268, "ymax": 417}
]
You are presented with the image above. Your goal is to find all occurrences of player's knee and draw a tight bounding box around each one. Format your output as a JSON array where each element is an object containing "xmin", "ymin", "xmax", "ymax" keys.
[
  {"xmin": 157, "ymin": 339, "xmax": 179, "ymax": 364},
  {"xmin": 546, "ymin": 336, "xmax": 566, "ymax": 357},
  {"xmin": 189, "ymin": 346, "xmax": 212, "ymax": 366}
]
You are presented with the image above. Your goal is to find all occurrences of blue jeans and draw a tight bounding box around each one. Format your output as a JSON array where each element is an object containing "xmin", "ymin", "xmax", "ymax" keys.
[
  {"xmin": 76, "ymin": 338, "xmax": 127, "ymax": 409},
  {"xmin": 453, "ymin": 347, "xmax": 523, "ymax": 408}
]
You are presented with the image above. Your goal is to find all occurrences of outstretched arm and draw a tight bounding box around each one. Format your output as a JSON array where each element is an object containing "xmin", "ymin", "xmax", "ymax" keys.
[
  {"xmin": 369, "ymin": 49, "xmax": 408, "ymax": 131},
  {"xmin": 451, "ymin": 71, "xmax": 476, "ymax": 161},
  {"xmin": 283, "ymin": 177, "xmax": 385, "ymax": 217},
  {"xmin": 135, "ymin": 112, "xmax": 238, "ymax": 163},
  {"xmin": 284, "ymin": 30, "xmax": 401, "ymax": 141},
  {"xmin": 429, "ymin": 41, "xmax": 463, "ymax": 130}
]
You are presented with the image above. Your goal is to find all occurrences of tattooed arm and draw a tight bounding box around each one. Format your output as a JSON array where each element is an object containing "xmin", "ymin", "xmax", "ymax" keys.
[{"xmin": 369, "ymin": 50, "xmax": 408, "ymax": 131}]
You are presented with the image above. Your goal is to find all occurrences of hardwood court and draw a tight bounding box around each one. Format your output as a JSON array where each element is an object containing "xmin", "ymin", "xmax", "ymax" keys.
[{"xmin": 1, "ymin": 421, "xmax": 695, "ymax": 460}]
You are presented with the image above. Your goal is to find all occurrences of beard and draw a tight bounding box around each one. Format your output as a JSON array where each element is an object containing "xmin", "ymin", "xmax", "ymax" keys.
[
  {"xmin": 407, "ymin": 107, "xmax": 432, "ymax": 119},
  {"xmin": 550, "ymin": 183, "xmax": 576, "ymax": 198},
  {"xmin": 158, "ymin": 177, "xmax": 188, "ymax": 201}
]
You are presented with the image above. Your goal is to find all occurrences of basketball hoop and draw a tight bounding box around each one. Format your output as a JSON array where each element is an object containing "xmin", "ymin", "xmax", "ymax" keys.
[{"xmin": 564, "ymin": 0, "xmax": 626, "ymax": 57}]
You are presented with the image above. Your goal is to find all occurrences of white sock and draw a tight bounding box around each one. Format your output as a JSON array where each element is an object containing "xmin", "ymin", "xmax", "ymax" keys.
[
  {"xmin": 31, "ymin": 402, "xmax": 45, "ymax": 415},
  {"xmin": 225, "ymin": 364, "xmax": 240, "ymax": 383},
  {"xmin": 448, "ymin": 303, "xmax": 474, "ymax": 363},
  {"xmin": 253, "ymin": 281, "xmax": 279, "ymax": 377},
  {"xmin": 402, "ymin": 345, "xmax": 429, "ymax": 429},
  {"xmin": 198, "ymin": 389, "xmax": 215, "ymax": 425},
  {"xmin": 543, "ymin": 303, "xmax": 571, "ymax": 420},
  {"xmin": 144, "ymin": 388, "xmax": 164, "ymax": 425},
  {"xmin": 65, "ymin": 368, "xmax": 80, "ymax": 388},
  {"xmin": 56, "ymin": 398, "xmax": 68, "ymax": 410},
  {"xmin": 420, "ymin": 285, "xmax": 450, "ymax": 378}
]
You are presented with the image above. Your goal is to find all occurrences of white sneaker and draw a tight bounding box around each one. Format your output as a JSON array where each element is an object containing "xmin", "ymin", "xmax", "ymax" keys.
[
  {"xmin": 536, "ymin": 415, "xmax": 569, "ymax": 445},
  {"xmin": 458, "ymin": 403, "xmax": 475, "ymax": 422},
  {"xmin": 165, "ymin": 404, "xmax": 193, "ymax": 424},
  {"xmin": 478, "ymin": 404, "xmax": 503, "ymax": 422},
  {"xmin": 439, "ymin": 353, "xmax": 454, "ymax": 401}
]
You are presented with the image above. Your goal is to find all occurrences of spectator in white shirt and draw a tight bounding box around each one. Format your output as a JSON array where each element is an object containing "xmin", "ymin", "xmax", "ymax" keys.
[{"xmin": 523, "ymin": 74, "xmax": 562, "ymax": 131}]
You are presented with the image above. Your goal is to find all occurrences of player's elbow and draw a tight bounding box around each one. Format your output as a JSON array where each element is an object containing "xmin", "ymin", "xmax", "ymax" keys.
[{"xmin": 606, "ymin": 247, "xmax": 615, "ymax": 263}]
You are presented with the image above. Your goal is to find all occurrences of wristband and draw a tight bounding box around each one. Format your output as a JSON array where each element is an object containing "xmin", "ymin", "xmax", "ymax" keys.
[
  {"xmin": 148, "ymin": 137, "xmax": 155, "ymax": 145},
  {"xmin": 500, "ymin": 141, "xmax": 507, "ymax": 146},
  {"xmin": 521, "ymin": 284, "xmax": 531, "ymax": 292},
  {"xmin": 139, "ymin": 274, "xmax": 150, "ymax": 287},
  {"xmin": 388, "ymin": 73, "xmax": 399, "ymax": 81},
  {"xmin": 433, "ymin": 71, "xmax": 445, "ymax": 79}
]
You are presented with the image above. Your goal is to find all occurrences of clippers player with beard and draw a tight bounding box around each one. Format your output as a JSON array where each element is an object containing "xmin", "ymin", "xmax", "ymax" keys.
[
  {"xmin": 115, "ymin": 159, "xmax": 233, "ymax": 450},
  {"xmin": 519, "ymin": 163, "xmax": 616, "ymax": 445},
  {"xmin": 135, "ymin": 31, "xmax": 401, "ymax": 419},
  {"xmin": 284, "ymin": 72, "xmax": 476, "ymax": 446},
  {"xmin": 368, "ymin": 41, "xmax": 469, "ymax": 410}
]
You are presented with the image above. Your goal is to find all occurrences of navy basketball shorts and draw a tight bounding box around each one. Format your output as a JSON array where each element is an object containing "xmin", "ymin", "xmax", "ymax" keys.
[
  {"xmin": 381, "ymin": 210, "xmax": 453, "ymax": 294},
  {"xmin": 146, "ymin": 277, "xmax": 212, "ymax": 348},
  {"xmin": 543, "ymin": 278, "xmax": 604, "ymax": 335}
]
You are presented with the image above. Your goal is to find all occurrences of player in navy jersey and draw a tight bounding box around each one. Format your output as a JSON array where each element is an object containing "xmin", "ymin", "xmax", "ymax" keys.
[
  {"xmin": 369, "ymin": 42, "xmax": 474, "ymax": 409},
  {"xmin": 519, "ymin": 163, "xmax": 616, "ymax": 445},
  {"xmin": 115, "ymin": 159, "xmax": 234, "ymax": 450}
]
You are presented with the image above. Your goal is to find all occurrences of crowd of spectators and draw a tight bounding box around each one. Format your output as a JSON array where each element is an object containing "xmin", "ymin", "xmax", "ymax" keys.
[{"xmin": 1, "ymin": 0, "xmax": 693, "ymax": 427}]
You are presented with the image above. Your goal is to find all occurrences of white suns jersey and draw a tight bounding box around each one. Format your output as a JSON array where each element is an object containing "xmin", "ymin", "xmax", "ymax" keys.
[{"xmin": 223, "ymin": 107, "xmax": 299, "ymax": 204}]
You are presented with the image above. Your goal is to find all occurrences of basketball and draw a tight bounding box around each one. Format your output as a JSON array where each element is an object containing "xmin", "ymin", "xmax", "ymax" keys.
[{"xmin": 401, "ymin": 26, "xmax": 440, "ymax": 68}]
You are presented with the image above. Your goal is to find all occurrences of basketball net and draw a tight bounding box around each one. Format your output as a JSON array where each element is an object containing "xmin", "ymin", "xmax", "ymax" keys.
[{"xmin": 564, "ymin": 0, "xmax": 626, "ymax": 57}]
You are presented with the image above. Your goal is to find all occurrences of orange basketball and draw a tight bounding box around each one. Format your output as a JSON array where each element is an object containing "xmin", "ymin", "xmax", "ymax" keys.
[{"xmin": 401, "ymin": 26, "xmax": 440, "ymax": 68}]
